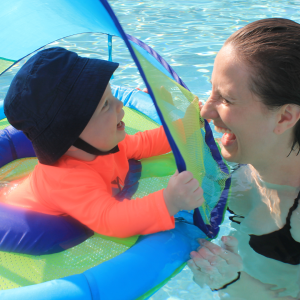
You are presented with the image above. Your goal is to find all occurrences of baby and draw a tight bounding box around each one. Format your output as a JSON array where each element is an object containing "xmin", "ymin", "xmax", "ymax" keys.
[{"xmin": 3, "ymin": 47, "xmax": 204, "ymax": 238}]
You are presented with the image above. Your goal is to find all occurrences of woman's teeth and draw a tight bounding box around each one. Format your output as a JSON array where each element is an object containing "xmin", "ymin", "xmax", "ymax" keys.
[{"xmin": 214, "ymin": 125, "xmax": 232, "ymax": 134}]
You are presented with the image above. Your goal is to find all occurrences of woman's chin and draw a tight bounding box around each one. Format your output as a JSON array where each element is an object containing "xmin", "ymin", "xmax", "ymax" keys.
[
  {"xmin": 221, "ymin": 150, "xmax": 239, "ymax": 162},
  {"xmin": 220, "ymin": 138, "xmax": 239, "ymax": 162}
]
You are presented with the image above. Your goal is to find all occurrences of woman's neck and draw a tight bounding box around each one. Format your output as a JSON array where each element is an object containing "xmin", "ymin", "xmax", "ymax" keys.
[{"xmin": 252, "ymin": 150, "xmax": 300, "ymax": 187}]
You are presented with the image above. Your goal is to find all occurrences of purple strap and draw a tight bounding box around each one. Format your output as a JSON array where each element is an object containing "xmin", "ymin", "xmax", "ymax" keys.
[{"xmin": 126, "ymin": 34, "xmax": 189, "ymax": 91}]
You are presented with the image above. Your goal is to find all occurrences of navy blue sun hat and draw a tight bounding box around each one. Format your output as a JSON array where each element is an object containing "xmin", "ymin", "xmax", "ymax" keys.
[{"xmin": 4, "ymin": 47, "xmax": 119, "ymax": 165}]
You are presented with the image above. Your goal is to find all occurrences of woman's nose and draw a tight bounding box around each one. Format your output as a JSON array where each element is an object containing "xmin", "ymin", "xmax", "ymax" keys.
[{"xmin": 200, "ymin": 97, "xmax": 219, "ymax": 120}]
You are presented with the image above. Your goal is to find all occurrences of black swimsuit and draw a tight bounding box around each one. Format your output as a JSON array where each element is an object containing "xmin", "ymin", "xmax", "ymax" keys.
[{"xmin": 229, "ymin": 191, "xmax": 300, "ymax": 265}]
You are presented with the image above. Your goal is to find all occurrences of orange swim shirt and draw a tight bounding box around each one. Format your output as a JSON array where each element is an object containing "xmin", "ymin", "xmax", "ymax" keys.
[{"xmin": 4, "ymin": 126, "xmax": 175, "ymax": 238}]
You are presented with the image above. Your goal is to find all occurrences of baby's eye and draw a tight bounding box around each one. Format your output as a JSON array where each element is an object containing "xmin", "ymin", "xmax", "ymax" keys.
[{"xmin": 102, "ymin": 100, "xmax": 109, "ymax": 109}]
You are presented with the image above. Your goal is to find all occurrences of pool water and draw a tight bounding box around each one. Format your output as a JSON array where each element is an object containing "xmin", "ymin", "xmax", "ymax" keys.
[
  {"xmin": 1, "ymin": 0, "xmax": 300, "ymax": 299},
  {"xmin": 108, "ymin": 1, "xmax": 300, "ymax": 299}
]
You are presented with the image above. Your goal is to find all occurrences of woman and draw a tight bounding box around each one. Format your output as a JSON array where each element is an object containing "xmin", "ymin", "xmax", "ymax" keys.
[{"xmin": 188, "ymin": 18, "xmax": 300, "ymax": 299}]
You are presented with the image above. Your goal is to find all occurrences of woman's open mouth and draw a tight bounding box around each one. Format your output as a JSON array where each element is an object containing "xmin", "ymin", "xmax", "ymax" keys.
[{"xmin": 215, "ymin": 125, "xmax": 236, "ymax": 147}]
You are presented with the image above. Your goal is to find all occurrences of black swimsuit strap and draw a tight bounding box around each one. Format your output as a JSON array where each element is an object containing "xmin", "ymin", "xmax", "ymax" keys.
[
  {"xmin": 285, "ymin": 190, "xmax": 300, "ymax": 226},
  {"xmin": 248, "ymin": 189, "xmax": 300, "ymax": 265}
]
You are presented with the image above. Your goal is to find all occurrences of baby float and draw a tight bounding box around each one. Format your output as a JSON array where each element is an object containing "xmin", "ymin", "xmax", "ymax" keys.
[{"xmin": 0, "ymin": 0, "xmax": 231, "ymax": 299}]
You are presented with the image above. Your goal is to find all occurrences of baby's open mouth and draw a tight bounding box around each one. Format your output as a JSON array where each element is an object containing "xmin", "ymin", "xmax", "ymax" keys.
[{"xmin": 117, "ymin": 120, "xmax": 125, "ymax": 129}]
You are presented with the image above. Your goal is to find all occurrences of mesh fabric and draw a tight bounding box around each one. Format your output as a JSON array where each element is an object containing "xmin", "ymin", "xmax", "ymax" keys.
[
  {"xmin": 0, "ymin": 234, "xmax": 131, "ymax": 289},
  {"xmin": 132, "ymin": 44, "xmax": 230, "ymax": 229},
  {"xmin": 0, "ymin": 58, "xmax": 14, "ymax": 75},
  {"xmin": 0, "ymin": 158, "xmax": 37, "ymax": 181},
  {"xmin": 0, "ymin": 119, "xmax": 9, "ymax": 130}
]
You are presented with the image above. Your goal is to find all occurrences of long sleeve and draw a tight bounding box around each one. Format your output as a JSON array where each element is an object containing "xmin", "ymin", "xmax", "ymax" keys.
[
  {"xmin": 4, "ymin": 126, "xmax": 175, "ymax": 238},
  {"xmin": 125, "ymin": 125, "xmax": 171, "ymax": 160},
  {"xmin": 51, "ymin": 170, "xmax": 174, "ymax": 238}
]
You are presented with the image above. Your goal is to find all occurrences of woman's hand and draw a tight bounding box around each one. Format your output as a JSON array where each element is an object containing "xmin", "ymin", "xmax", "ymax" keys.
[{"xmin": 188, "ymin": 236, "xmax": 243, "ymax": 290}]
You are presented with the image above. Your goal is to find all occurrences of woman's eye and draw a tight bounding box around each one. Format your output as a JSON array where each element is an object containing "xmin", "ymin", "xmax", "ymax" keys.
[{"xmin": 222, "ymin": 97, "xmax": 231, "ymax": 104}]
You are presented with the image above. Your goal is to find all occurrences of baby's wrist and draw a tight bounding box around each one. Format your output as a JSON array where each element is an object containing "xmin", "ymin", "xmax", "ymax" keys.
[{"xmin": 163, "ymin": 189, "xmax": 179, "ymax": 216}]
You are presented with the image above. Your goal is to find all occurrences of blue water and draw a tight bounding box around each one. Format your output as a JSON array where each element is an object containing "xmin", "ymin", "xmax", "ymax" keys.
[
  {"xmin": 107, "ymin": 1, "xmax": 300, "ymax": 299},
  {"xmin": 1, "ymin": 0, "xmax": 300, "ymax": 299}
]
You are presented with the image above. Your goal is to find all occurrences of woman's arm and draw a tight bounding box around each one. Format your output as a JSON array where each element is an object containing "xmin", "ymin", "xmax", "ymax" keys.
[
  {"xmin": 188, "ymin": 236, "xmax": 242, "ymax": 290},
  {"xmin": 219, "ymin": 271, "xmax": 298, "ymax": 300},
  {"xmin": 188, "ymin": 236, "xmax": 299, "ymax": 300}
]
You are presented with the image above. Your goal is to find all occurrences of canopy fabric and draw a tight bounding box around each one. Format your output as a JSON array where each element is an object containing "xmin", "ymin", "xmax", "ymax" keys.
[
  {"xmin": 0, "ymin": 0, "xmax": 231, "ymax": 239},
  {"xmin": 0, "ymin": 0, "xmax": 119, "ymax": 62}
]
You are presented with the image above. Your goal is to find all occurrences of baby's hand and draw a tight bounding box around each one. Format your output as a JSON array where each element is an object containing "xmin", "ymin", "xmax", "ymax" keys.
[
  {"xmin": 136, "ymin": 87, "xmax": 148, "ymax": 93},
  {"xmin": 188, "ymin": 236, "xmax": 243, "ymax": 290},
  {"xmin": 164, "ymin": 170, "xmax": 204, "ymax": 216}
]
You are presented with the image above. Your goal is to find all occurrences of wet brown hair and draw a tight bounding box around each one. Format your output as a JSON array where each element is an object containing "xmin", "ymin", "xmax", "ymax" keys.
[{"xmin": 225, "ymin": 18, "xmax": 300, "ymax": 153}]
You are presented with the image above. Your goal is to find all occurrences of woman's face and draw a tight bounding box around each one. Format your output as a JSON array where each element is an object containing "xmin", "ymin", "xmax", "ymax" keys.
[{"xmin": 201, "ymin": 44, "xmax": 278, "ymax": 165}]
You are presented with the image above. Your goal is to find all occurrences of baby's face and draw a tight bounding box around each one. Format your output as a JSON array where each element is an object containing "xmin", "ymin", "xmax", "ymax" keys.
[{"xmin": 80, "ymin": 83, "xmax": 126, "ymax": 152}]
